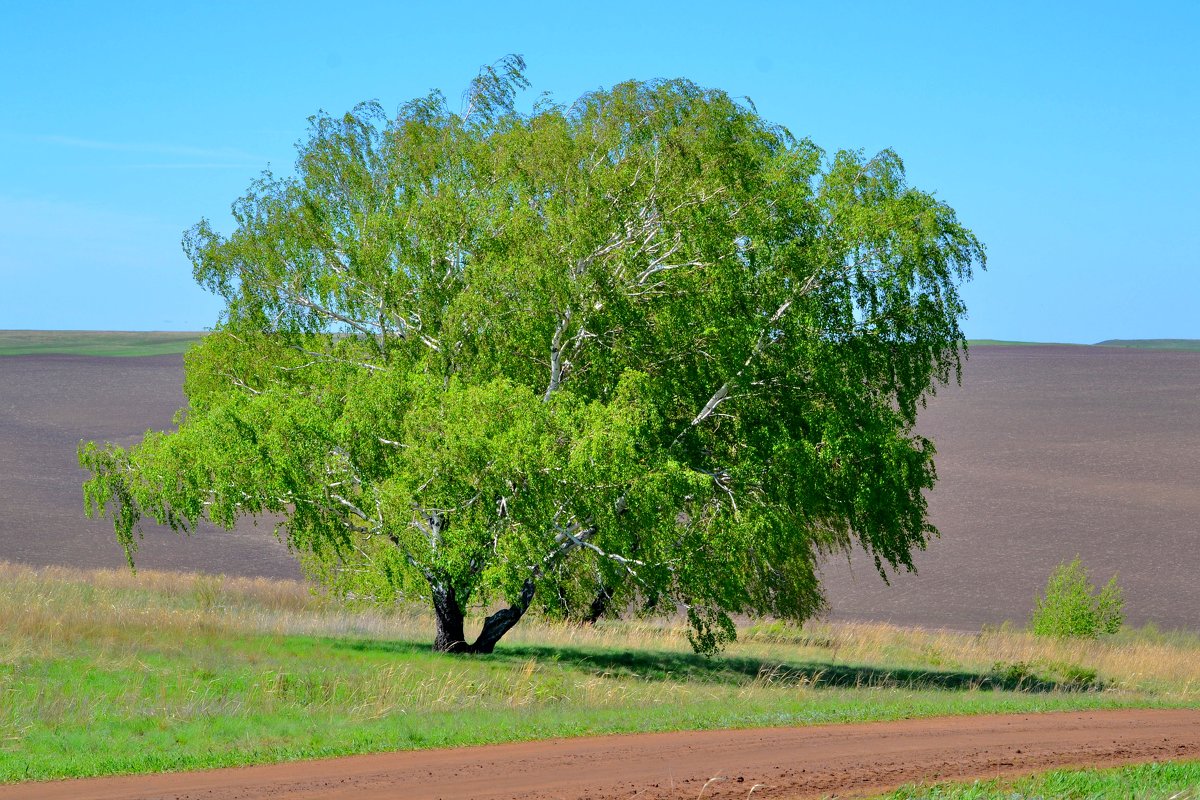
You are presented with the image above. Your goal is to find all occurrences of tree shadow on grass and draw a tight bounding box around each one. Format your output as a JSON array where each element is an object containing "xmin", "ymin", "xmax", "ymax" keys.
[{"xmin": 329, "ymin": 637, "xmax": 1092, "ymax": 694}]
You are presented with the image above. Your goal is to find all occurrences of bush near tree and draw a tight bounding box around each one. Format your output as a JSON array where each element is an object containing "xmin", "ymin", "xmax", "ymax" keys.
[
  {"xmin": 1031, "ymin": 556, "xmax": 1125, "ymax": 638},
  {"xmin": 80, "ymin": 57, "xmax": 984, "ymax": 654}
]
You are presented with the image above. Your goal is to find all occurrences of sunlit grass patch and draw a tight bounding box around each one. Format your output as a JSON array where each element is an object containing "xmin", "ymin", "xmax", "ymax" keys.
[{"xmin": 0, "ymin": 562, "xmax": 1197, "ymax": 782}]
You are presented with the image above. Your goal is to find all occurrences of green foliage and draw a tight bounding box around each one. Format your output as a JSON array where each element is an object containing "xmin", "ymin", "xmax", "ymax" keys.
[
  {"xmin": 989, "ymin": 659, "xmax": 1100, "ymax": 690},
  {"xmin": 872, "ymin": 760, "xmax": 1200, "ymax": 800},
  {"xmin": 1048, "ymin": 661, "xmax": 1099, "ymax": 688},
  {"xmin": 80, "ymin": 56, "xmax": 984, "ymax": 653},
  {"xmin": 992, "ymin": 660, "xmax": 1035, "ymax": 685},
  {"xmin": 1031, "ymin": 556, "xmax": 1125, "ymax": 639}
]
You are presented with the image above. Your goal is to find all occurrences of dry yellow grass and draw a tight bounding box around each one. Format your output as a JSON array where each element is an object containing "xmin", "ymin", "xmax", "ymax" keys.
[
  {"xmin": 3, "ymin": 560, "xmax": 1199, "ymax": 697},
  {"xmin": 2, "ymin": 559, "xmax": 1196, "ymax": 783},
  {"xmin": 736, "ymin": 619, "xmax": 1200, "ymax": 697}
]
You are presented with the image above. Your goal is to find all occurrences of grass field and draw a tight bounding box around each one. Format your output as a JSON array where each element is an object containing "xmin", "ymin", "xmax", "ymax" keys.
[
  {"xmin": 1, "ymin": 563, "xmax": 1198, "ymax": 783},
  {"xmin": 1096, "ymin": 338, "xmax": 1200, "ymax": 352},
  {"xmin": 871, "ymin": 760, "xmax": 1200, "ymax": 799},
  {"xmin": 967, "ymin": 339, "xmax": 1200, "ymax": 351},
  {"xmin": 0, "ymin": 331, "xmax": 203, "ymax": 357},
  {"xmin": 966, "ymin": 339, "xmax": 1085, "ymax": 347}
]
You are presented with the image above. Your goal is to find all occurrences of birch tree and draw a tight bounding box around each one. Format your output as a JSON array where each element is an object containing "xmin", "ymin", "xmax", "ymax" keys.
[{"xmin": 80, "ymin": 57, "xmax": 985, "ymax": 654}]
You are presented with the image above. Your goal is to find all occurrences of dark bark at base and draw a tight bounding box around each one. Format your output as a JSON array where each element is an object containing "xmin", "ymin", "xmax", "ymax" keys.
[
  {"xmin": 432, "ymin": 585, "xmax": 470, "ymax": 653},
  {"xmin": 431, "ymin": 579, "xmax": 537, "ymax": 654},
  {"xmin": 470, "ymin": 579, "xmax": 536, "ymax": 653},
  {"xmin": 582, "ymin": 584, "xmax": 613, "ymax": 625}
]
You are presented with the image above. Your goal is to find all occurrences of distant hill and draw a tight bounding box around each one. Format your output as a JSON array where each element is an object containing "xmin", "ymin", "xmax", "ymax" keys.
[
  {"xmin": 0, "ymin": 331, "xmax": 205, "ymax": 357},
  {"xmin": 1094, "ymin": 339, "xmax": 1200, "ymax": 352},
  {"xmin": 5, "ymin": 331, "xmax": 1195, "ymax": 357},
  {"xmin": 968, "ymin": 338, "xmax": 1200, "ymax": 352},
  {"xmin": 967, "ymin": 339, "xmax": 1082, "ymax": 347}
]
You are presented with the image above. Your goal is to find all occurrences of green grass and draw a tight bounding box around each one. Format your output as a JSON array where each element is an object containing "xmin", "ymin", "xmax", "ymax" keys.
[
  {"xmin": 0, "ymin": 330, "xmax": 204, "ymax": 357},
  {"xmin": 967, "ymin": 339, "xmax": 1085, "ymax": 347},
  {"xmin": 870, "ymin": 760, "xmax": 1200, "ymax": 799},
  {"xmin": 1, "ymin": 563, "xmax": 1197, "ymax": 784},
  {"xmin": 967, "ymin": 338, "xmax": 1200, "ymax": 352},
  {"xmin": 1095, "ymin": 339, "xmax": 1200, "ymax": 352}
]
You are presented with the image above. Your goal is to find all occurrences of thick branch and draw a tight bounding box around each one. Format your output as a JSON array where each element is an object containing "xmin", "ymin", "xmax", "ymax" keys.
[
  {"xmin": 470, "ymin": 579, "xmax": 536, "ymax": 654},
  {"xmin": 543, "ymin": 309, "xmax": 572, "ymax": 401},
  {"xmin": 674, "ymin": 270, "xmax": 824, "ymax": 445}
]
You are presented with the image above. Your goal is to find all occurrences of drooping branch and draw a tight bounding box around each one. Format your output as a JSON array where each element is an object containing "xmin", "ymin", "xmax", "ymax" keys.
[
  {"xmin": 673, "ymin": 270, "xmax": 825, "ymax": 445},
  {"xmin": 276, "ymin": 280, "xmax": 385, "ymax": 343},
  {"xmin": 688, "ymin": 382, "xmax": 730, "ymax": 428},
  {"xmin": 554, "ymin": 522, "xmax": 648, "ymax": 577}
]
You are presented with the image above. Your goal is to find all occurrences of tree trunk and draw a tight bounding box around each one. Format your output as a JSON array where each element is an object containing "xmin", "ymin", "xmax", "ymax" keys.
[
  {"xmin": 430, "ymin": 579, "xmax": 536, "ymax": 654},
  {"xmin": 469, "ymin": 579, "xmax": 536, "ymax": 654},
  {"xmin": 432, "ymin": 585, "xmax": 470, "ymax": 654},
  {"xmin": 582, "ymin": 584, "xmax": 613, "ymax": 625}
]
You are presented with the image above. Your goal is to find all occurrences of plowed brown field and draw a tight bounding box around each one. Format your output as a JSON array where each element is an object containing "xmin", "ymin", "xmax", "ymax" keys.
[
  {"xmin": 820, "ymin": 345, "xmax": 1200, "ymax": 631},
  {"xmin": 1, "ymin": 345, "xmax": 1198, "ymax": 629},
  {"xmin": 0, "ymin": 354, "xmax": 299, "ymax": 578},
  {"xmin": 4, "ymin": 709, "xmax": 1199, "ymax": 799}
]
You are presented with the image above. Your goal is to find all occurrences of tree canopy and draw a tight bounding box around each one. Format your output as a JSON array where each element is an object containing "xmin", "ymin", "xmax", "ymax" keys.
[{"xmin": 81, "ymin": 56, "xmax": 985, "ymax": 654}]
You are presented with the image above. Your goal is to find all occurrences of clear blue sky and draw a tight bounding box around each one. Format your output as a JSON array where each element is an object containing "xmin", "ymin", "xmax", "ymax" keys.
[{"xmin": 2, "ymin": 0, "xmax": 1196, "ymax": 342}]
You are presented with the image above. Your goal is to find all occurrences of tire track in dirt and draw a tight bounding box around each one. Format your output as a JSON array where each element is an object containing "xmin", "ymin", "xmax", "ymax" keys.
[{"xmin": 6, "ymin": 709, "xmax": 1200, "ymax": 799}]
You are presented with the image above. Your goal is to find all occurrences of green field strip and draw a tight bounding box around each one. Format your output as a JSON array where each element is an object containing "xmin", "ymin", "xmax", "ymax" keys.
[
  {"xmin": 1095, "ymin": 338, "xmax": 1200, "ymax": 351},
  {"xmin": 0, "ymin": 331, "xmax": 205, "ymax": 357}
]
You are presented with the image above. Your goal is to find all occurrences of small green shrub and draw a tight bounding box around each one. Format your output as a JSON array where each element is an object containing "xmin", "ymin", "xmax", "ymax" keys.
[
  {"xmin": 192, "ymin": 574, "xmax": 225, "ymax": 612},
  {"xmin": 1031, "ymin": 556, "xmax": 1124, "ymax": 638},
  {"xmin": 1053, "ymin": 662, "xmax": 1100, "ymax": 688},
  {"xmin": 992, "ymin": 660, "xmax": 1035, "ymax": 684}
]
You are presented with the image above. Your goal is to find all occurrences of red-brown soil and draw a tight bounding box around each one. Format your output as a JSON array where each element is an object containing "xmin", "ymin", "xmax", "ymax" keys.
[
  {"xmin": 5, "ymin": 709, "xmax": 1199, "ymax": 799},
  {"xmin": 1, "ymin": 345, "xmax": 1198, "ymax": 629}
]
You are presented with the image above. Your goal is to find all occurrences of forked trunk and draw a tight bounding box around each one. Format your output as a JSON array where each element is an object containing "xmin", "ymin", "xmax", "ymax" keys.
[{"xmin": 430, "ymin": 580, "xmax": 537, "ymax": 654}]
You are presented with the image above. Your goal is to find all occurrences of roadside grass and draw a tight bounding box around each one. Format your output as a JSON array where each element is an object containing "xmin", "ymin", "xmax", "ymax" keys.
[
  {"xmin": 870, "ymin": 759, "xmax": 1200, "ymax": 799},
  {"xmin": 0, "ymin": 331, "xmax": 203, "ymax": 357},
  {"xmin": 1, "ymin": 562, "xmax": 1198, "ymax": 783}
]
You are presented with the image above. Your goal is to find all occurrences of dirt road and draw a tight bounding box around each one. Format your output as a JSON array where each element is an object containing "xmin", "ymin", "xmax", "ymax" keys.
[{"xmin": 7, "ymin": 709, "xmax": 1199, "ymax": 799}]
